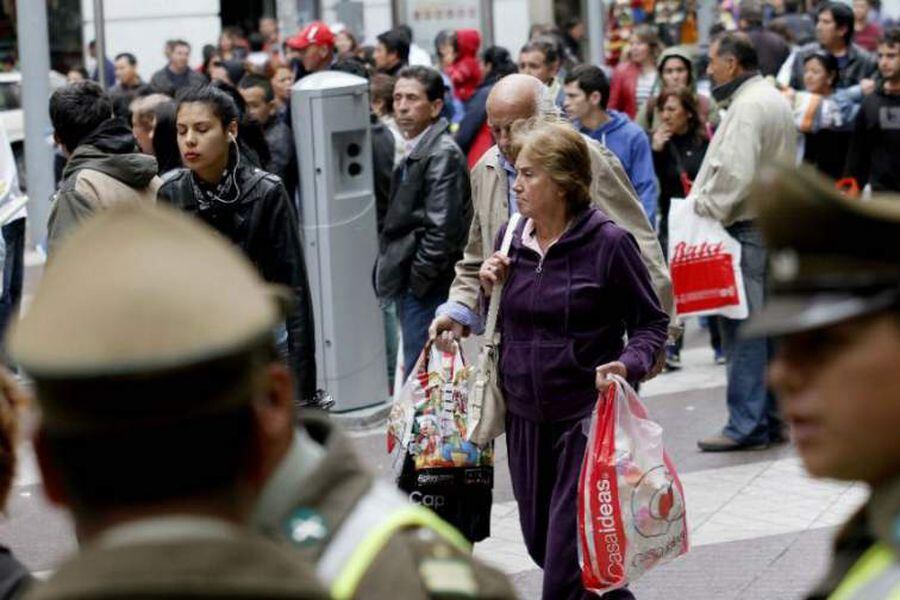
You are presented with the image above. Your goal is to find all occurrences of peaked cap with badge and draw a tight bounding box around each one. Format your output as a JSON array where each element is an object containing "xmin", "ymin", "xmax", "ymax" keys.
[
  {"xmin": 7, "ymin": 203, "xmax": 290, "ymax": 433},
  {"xmin": 742, "ymin": 162, "xmax": 900, "ymax": 338}
]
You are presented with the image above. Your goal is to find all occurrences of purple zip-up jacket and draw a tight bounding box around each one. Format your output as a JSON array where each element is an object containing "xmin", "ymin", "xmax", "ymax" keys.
[{"xmin": 496, "ymin": 206, "xmax": 669, "ymax": 423}]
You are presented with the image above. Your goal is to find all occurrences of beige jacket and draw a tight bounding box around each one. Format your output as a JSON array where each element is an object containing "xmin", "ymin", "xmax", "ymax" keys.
[
  {"xmin": 26, "ymin": 523, "xmax": 328, "ymax": 599},
  {"xmin": 447, "ymin": 142, "xmax": 673, "ymax": 317},
  {"xmin": 48, "ymin": 145, "xmax": 160, "ymax": 254},
  {"xmin": 690, "ymin": 75, "xmax": 797, "ymax": 225}
]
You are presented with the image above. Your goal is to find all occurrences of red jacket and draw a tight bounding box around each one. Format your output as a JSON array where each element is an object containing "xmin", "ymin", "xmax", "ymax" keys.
[
  {"xmin": 446, "ymin": 29, "xmax": 482, "ymax": 103},
  {"xmin": 608, "ymin": 61, "xmax": 642, "ymax": 119}
]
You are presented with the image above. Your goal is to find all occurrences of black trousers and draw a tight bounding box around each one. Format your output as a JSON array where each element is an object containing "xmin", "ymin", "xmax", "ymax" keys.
[{"xmin": 506, "ymin": 412, "xmax": 635, "ymax": 600}]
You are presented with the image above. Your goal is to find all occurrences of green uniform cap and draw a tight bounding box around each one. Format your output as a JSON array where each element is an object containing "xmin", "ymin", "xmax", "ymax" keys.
[
  {"xmin": 7, "ymin": 203, "xmax": 288, "ymax": 430},
  {"xmin": 743, "ymin": 162, "xmax": 900, "ymax": 338}
]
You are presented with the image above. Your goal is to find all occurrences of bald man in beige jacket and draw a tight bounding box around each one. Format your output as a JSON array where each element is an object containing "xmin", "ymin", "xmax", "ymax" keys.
[{"xmin": 431, "ymin": 74, "xmax": 673, "ymax": 362}]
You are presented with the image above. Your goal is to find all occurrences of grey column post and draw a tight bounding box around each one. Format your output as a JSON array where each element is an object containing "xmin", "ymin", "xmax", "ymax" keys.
[
  {"xmin": 698, "ymin": 0, "xmax": 717, "ymax": 54},
  {"xmin": 587, "ymin": 0, "xmax": 606, "ymax": 66},
  {"xmin": 93, "ymin": 0, "xmax": 108, "ymax": 90},
  {"xmin": 16, "ymin": 0, "xmax": 54, "ymax": 250}
]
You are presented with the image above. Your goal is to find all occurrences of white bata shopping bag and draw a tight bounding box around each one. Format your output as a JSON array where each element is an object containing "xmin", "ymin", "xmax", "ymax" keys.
[
  {"xmin": 577, "ymin": 377, "xmax": 689, "ymax": 594},
  {"xmin": 667, "ymin": 197, "xmax": 749, "ymax": 319}
]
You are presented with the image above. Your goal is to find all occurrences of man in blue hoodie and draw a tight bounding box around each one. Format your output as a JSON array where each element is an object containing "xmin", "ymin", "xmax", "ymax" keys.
[{"xmin": 564, "ymin": 64, "xmax": 658, "ymax": 225}]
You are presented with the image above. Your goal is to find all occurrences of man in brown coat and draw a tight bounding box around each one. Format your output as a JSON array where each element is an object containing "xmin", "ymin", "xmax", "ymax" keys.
[{"xmin": 430, "ymin": 74, "xmax": 672, "ymax": 347}]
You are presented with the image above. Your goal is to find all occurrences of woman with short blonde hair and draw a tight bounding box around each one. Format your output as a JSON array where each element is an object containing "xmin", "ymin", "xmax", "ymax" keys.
[{"xmin": 479, "ymin": 119, "xmax": 669, "ymax": 599}]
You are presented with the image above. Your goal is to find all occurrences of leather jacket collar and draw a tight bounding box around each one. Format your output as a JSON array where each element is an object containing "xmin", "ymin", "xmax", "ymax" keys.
[{"xmin": 407, "ymin": 118, "xmax": 451, "ymax": 161}]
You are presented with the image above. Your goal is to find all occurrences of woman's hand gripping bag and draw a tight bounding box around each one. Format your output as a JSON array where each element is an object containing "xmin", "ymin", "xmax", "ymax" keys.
[{"xmin": 577, "ymin": 376, "xmax": 689, "ymax": 594}]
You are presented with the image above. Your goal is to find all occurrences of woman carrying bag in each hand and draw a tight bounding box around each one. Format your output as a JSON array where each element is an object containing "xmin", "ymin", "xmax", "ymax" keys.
[{"xmin": 481, "ymin": 119, "xmax": 669, "ymax": 599}]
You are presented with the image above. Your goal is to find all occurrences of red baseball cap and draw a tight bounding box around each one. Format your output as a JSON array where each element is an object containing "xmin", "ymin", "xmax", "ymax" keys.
[{"xmin": 286, "ymin": 21, "xmax": 335, "ymax": 50}]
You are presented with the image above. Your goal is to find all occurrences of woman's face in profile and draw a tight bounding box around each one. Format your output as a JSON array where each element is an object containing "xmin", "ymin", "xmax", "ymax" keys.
[{"xmin": 512, "ymin": 150, "xmax": 564, "ymax": 220}]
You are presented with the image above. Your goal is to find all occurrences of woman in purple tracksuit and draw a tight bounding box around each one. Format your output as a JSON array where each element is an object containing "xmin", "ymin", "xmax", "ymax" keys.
[{"xmin": 480, "ymin": 121, "xmax": 669, "ymax": 599}]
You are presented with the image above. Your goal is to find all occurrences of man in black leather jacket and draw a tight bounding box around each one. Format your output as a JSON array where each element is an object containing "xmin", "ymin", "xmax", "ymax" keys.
[
  {"xmin": 375, "ymin": 66, "xmax": 472, "ymax": 376},
  {"xmin": 158, "ymin": 157, "xmax": 317, "ymax": 405}
]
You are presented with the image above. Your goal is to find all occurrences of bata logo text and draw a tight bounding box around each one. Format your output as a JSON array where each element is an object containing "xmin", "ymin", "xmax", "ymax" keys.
[
  {"xmin": 672, "ymin": 241, "xmax": 725, "ymax": 262},
  {"xmin": 596, "ymin": 473, "xmax": 625, "ymax": 580}
]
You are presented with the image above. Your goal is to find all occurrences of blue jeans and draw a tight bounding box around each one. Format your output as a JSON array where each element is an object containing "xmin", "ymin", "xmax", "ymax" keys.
[
  {"xmin": 721, "ymin": 222, "xmax": 783, "ymax": 445},
  {"xmin": 397, "ymin": 285, "xmax": 448, "ymax": 379}
]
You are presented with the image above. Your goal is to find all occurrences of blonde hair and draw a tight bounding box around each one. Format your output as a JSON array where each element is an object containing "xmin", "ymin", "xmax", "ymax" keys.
[{"xmin": 509, "ymin": 118, "xmax": 592, "ymax": 215}]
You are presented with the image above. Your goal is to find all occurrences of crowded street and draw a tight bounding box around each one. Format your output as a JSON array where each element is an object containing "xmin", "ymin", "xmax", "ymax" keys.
[{"xmin": 0, "ymin": 0, "xmax": 898, "ymax": 598}]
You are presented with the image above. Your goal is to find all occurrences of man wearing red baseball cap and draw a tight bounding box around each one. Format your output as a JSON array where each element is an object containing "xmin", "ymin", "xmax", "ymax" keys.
[{"xmin": 287, "ymin": 21, "xmax": 336, "ymax": 76}]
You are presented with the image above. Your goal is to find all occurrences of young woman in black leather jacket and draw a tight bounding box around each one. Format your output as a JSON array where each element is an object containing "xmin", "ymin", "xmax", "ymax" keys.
[{"xmin": 157, "ymin": 86, "xmax": 320, "ymax": 406}]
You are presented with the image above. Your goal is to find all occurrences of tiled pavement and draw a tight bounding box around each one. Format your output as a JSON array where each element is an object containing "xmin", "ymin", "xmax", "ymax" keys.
[
  {"xmin": 1, "ymin": 325, "xmax": 868, "ymax": 598},
  {"xmin": 466, "ymin": 342, "xmax": 867, "ymax": 599},
  {"xmin": 474, "ymin": 458, "xmax": 866, "ymax": 595}
]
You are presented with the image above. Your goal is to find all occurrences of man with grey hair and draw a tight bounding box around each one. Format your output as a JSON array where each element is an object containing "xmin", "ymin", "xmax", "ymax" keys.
[{"xmin": 430, "ymin": 73, "xmax": 672, "ymax": 354}]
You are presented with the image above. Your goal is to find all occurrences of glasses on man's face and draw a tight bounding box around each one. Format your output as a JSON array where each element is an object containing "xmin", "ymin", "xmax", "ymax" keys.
[{"xmin": 210, "ymin": 61, "xmax": 223, "ymax": 68}]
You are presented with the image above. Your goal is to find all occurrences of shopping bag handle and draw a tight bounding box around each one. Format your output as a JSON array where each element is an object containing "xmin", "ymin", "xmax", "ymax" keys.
[
  {"xmin": 601, "ymin": 374, "xmax": 652, "ymax": 420},
  {"xmin": 412, "ymin": 339, "xmax": 466, "ymax": 380}
]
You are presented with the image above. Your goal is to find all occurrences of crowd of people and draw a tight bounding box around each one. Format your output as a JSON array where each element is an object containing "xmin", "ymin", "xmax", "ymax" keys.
[{"xmin": 0, "ymin": 4, "xmax": 898, "ymax": 599}]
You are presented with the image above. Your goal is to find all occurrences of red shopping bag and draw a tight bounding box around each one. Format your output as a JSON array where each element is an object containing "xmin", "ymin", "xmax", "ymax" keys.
[
  {"xmin": 577, "ymin": 377, "xmax": 689, "ymax": 594},
  {"xmin": 668, "ymin": 197, "xmax": 748, "ymax": 319}
]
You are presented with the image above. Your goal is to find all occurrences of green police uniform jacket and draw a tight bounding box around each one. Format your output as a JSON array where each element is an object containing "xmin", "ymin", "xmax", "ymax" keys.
[
  {"xmin": 806, "ymin": 474, "xmax": 900, "ymax": 599},
  {"xmin": 252, "ymin": 411, "xmax": 517, "ymax": 600},
  {"xmin": 25, "ymin": 517, "xmax": 328, "ymax": 599}
]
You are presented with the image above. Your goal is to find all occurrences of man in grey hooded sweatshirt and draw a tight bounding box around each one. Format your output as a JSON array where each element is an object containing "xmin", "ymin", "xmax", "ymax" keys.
[{"xmin": 48, "ymin": 81, "xmax": 160, "ymax": 253}]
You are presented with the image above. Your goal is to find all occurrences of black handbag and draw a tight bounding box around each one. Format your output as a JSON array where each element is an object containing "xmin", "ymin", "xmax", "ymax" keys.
[{"xmin": 397, "ymin": 452, "xmax": 493, "ymax": 543}]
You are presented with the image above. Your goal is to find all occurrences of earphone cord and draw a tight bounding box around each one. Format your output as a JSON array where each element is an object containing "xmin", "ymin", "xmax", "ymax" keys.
[{"xmin": 207, "ymin": 136, "xmax": 242, "ymax": 205}]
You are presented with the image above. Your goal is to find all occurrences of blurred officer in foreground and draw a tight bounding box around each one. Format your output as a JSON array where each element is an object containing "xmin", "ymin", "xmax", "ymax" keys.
[
  {"xmin": 10, "ymin": 203, "xmax": 515, "ymax": 600},
  {"xmin": 252, "ymin": 406, "xmax": 517, "ymax": 600},
  {"xmin": 7, "ymin": 204, "xmax": 327, "ymax": 599},
  {"xmin": 744, "ymin": 163, "xmax": 900, "ymax": 600}
]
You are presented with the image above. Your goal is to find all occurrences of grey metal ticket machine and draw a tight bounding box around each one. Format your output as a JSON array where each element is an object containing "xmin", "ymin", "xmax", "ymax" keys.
[{"xmin": 292, "ymin": 71, "xmax": 387, "ymax": 412}]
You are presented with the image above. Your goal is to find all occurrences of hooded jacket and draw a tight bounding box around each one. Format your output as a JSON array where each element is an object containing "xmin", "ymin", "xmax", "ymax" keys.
[
  {"xmin": 446, "ymin": 30, "xmax": 482, "ymax": 103},
  {"xmin": 447, "ymin": 142, "xmax": 672, "ymax": 323},
  {"xmin": 48, "ymin": 119, "xmax": 160, "ymax": 254},
  {"xmin": 579, "ymin": 110, "xmax": 659, "ymax": 224},
  {"xmin": 636, "ymin": 46, "xmax": 720, "ymax": 132},
  {"xmin": 497, "ymin": 207, "xmax": 669, "ymax": 422}
]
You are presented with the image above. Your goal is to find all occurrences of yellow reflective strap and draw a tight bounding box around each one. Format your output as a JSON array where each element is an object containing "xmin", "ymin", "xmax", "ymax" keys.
[
  {"xmin": 829, "ymin": 543, "xmax": 895, "ymax": 600},
  {"xmin": 330, "ymin": 506, "xmax": 471, "ymax": 600}
]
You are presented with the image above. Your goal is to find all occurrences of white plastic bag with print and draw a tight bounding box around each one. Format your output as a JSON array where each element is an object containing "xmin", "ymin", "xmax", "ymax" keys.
[
  {"xmin": 577, "ymin": 376, "xmax": 689, "ymax": 595},
  {"xmin": 667, "ymin": 197, "xmax": 748, "ymax": 319}
]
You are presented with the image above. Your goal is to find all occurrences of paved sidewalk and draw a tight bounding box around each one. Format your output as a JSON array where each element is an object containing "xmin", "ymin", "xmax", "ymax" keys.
[{"xmin": 474, "ymin": 458, "xmax": 866, "ymax": 576}]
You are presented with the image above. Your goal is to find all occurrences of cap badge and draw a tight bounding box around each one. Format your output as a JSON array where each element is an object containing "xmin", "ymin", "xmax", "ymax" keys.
[{"xmin": 284, "ymin": 508, "xmax": 329, "ymax": 547}]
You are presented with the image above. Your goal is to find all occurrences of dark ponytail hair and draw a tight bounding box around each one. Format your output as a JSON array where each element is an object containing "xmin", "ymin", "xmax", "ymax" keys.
[{"xmin": 175, "ymin": 85, "xmax": 239, "ymax": 130}]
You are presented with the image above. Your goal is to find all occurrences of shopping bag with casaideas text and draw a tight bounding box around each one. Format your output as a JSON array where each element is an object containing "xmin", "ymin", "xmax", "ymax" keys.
[
  {"xmin": 578, "ymin": 376, "xmax": 689, "ymax": 594},
  {"xmin": 667, "ymin": 197, "xmax": 748, "ymax": 319}
]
